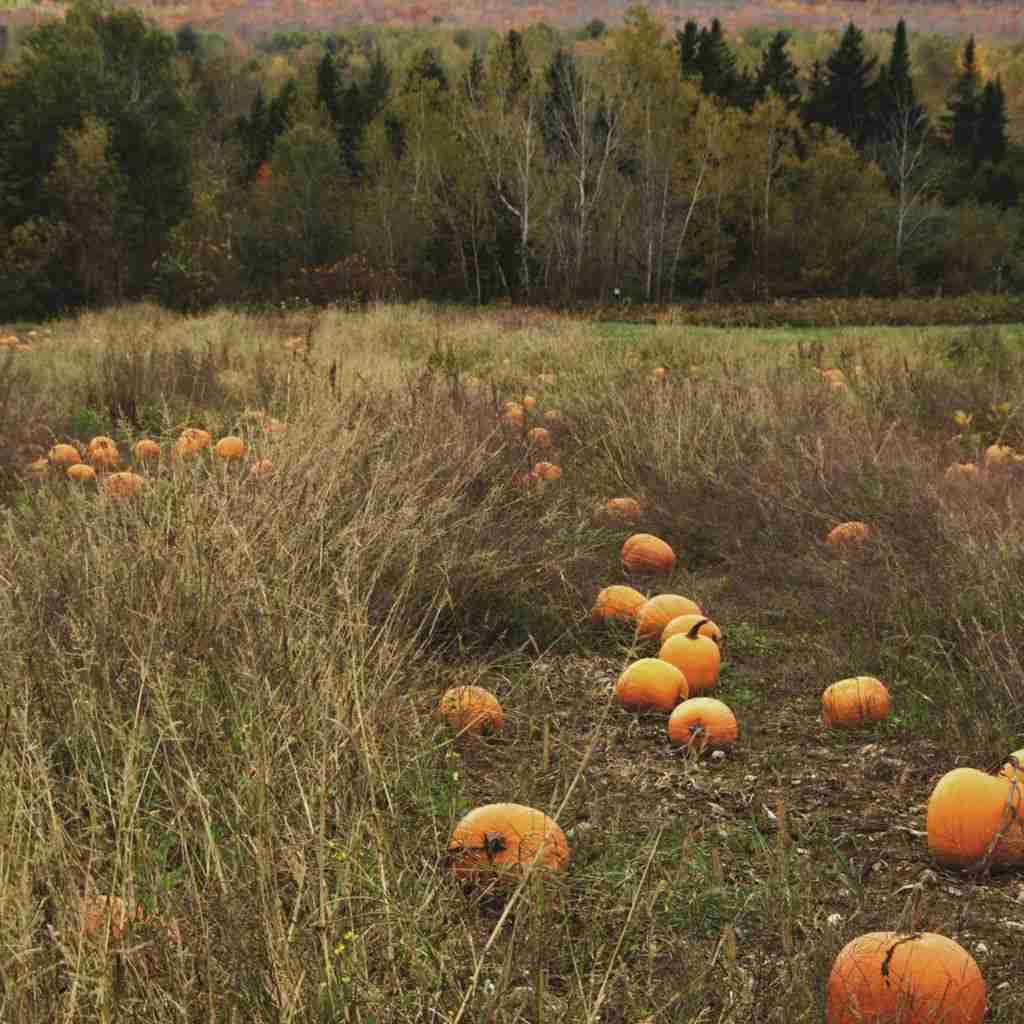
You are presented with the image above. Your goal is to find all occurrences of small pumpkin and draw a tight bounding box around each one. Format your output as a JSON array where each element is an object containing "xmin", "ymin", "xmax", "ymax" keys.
[
  {"xmin": 605, "ymin": 497, "xmax": 643, "ymax": 523},
  {"xmin": 49, "ymin": 443, "xmax": 81, "ymax": 468},
  {"xmin": 634, "ymin": 594, "xmax": 702, "ymax": 641},
  {"xmin": 820, "ymin": 367, "xmax": 846, "ymax": 384},
  {"xmin": 652, "ymin": 366, "xmax": 669, "ymax": 383},
  {"xmin": 533, "ymin": 461, "xmax": 562, "ymax": 481},
  {"xmin": 67, "ymin": 463, "xmax": 97, "ymax": 483},
  {"xmin": 439, "ymin": 685, "xmax": 504, "ymax": 736},
  {"xmin": 926, "ymin": 766, "xmax": 1024, "ymax": 868},
  {"xmin": 822, "ymin": 676, "xmax": 891, "ymax": 727},
  {"xmin": 590, "ymin": 585, "xmax": 646, "ymax": 626},
  {"xmin": 133, "ymin": 439, "xmax": 161, "ymax": 462},
  {"xmin": 621, "ymin": 533, "xmax": 675, "ymax": 576},
  {"xmin": 249, "ymin": 458, "xmax": 274, "ymax": 480},
  {"xmin": 87, "ymin": 436, "xmax": 120, "ymax": 469},
  {"xmin": 26, "ymin": 456, "xmax": 49, "ymax": 479},
  {"xmin": 825, "ymin": 931, "xmax": 986, "ymax": 1024},
  {"xmin": 526, "ymin": 427, "xmax": 552, "ymax": 450},
  {"xmin": 447, "ymin": 803, "xmax": 569, "ymax": 880},
  {"xmin": 662, "ymin": 613, "xmax": 722, "ymax": 646},
  {"xmin": 215, "ymin": 435, "xmax": 247, "ymax": 460},
  {"xmin": 998, "ymin": 748, "xmax": 1024, "ymax": 786},
  {"xmin": 984, "ymin": 443, "xmax": 1015, "ymax": 468},
  {"xmin": 613, "ymin": 658, "xmax": 687, "ymax": 713},
  {"xmin": 667, "ymin": 697, "xmax": 738, "ymax": 751},
  {"xmin": 825, "ymin": 521, "xmax": 871, "ymax": 547},
  {"xmin": 658, "ymin": 619, "xmax": 721, "ymax": 694},
  {"xmin": 944, "ymin": 461, "xmax": 979, "ymax": 482},
  {"xmin": 501, "ymin": 401, "xmax": 525, "ymax": 428},
  {"xmin": 175, "ymin": 427, "xmax": 212, "ymax": 458},
  {"xmin": 521, "ymin": 394, "xmax": 538, "ymax": 411},
  {"xmin": 102, "ymin": 471, "xmax": 146, "ymax": 499}
]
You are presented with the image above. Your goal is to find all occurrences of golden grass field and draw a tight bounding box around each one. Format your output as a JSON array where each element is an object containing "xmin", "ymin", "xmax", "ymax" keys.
[{"xmin": 1, "ymin": 301, "xmax": 1023, "ymax": 1022}]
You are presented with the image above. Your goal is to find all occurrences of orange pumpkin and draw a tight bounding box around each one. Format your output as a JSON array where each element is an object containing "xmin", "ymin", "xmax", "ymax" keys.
[
  {"xmin": 825, "ymin": 521, "xmax": 871, "ymax": 547},
  {"xmin": 526, "ymin": 427, "xmax": 552, "ymax": 450},
  {"xmin": 662, "ymin": 613, "xmax": 722, "ymax": 646},
  {"xmin": 926, "ymin": 767, "xmax": 1024, "ymax": 868},
  {"xmin": 501, "ymin": 401, "xmax": 525, "ymax": 428},
  {"xmin": 984, "ymin": 443, "xmax": 1015, "ymax": 468},
  {"xmin": 447, "ymin": 803, "xmax": 569, "ymax": 880},
  {"xmin": 175, "ymin": 427, "xmax": 212, "ymax": 458},
  {"xmin": 605, "ymin": 497, "xmax": 643, "ymax": 523},
  {"xmin": 658, "ymin": 620, "xmax": 722, "ymax": 694},
  {"xmin": 66, "ymin": 463, "xmax": 97, "ymax": 483},
  {"xmin": 439, "ymin": 685, "xmax": 504, "ymax": 736},
  {"xmin": 133, "ymin": 438, "xmax": 162, "ymax": 462},
  {"xmin": 48, "ymin": 443, "xmax": 81, "ymax": 467},
  {"xmin": 87, "ymin": 436, "xmax": 120, "ymax": 469},
  {"xmin": 825, "ymin": 931, "xmax": 986, "ymax": 1024},
  {"xmin": 521, "ymin": 394, "xmax": 538, "ymax": 411},
  {"xmin": 944, "ymin": 462, "xmax": 979, "ymax": 482},
  {"xmin": 214, "ymin": 435, "xmax": 247, "ymax": 460},
  {"xmin": 25, "ymin": 456, "xmax": 49, "ymax": 479},
  {"xmin": 998, "ymin": 748, "xmax": 1024, "ymax": 786},
  {"xmin": 634, "ymin": 594, "xmax": 702, "ymax": 641},
  {"xmin": 820, "ymin": 367, "xmax": 846, "ymax": 385},
  {"xmin": 249, "ymin": 459, "xmax": 274, "ymax": 480},
  {"xmin": 533, "ymin": 461, "xmax": 562, "ymax": 481},
  {"xmin": 613, "ymin": 658, "xmax": 687, "ymax": 713},
  {"xmin": 667, "ymin": 697, "xmax": 738, "ymax": 751},
  {"xmin": 652, "ymin": 366, "xmax": 669, "ymax": 382},
  {"xmin": 590, "ymin": 585, "xmax": 646, "ymax": 626},
  {"xmin": 101, "ymin": 471, "xmax": 146, "ymax": 499},
  {"xmin": 822, "ymin": 676, "xmax": 891, "ymax": 727},
  {"xmin": 621, "ymin": 533, "xmax": 676, "ymax": 576}
]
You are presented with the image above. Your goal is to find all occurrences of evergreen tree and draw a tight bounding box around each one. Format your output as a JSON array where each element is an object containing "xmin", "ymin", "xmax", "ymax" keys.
[
  {"xmin": 542, "ymin": 48, "xmax": 581, "ymax": 162},
  {"xmin": 498, "ymin": 29, "xmax": 531, "ymax": 105},
  {"xmin": 695, "ymin": 18, "xmax": 738, "ymax": 103},
  {"xmin": 945, "ymin": 36, "xmax": 980, "ymax": 157},
  {"xmin": 464, "ymin": 50, "xmax": 485, "ymax": 104},
  {"xmin": 755, "ymin": 30, "xmax": 801, "ymax": 108},
  {"xmin": 405, "ymin": 47, "xmax": 449, "ymax": 93},
  {"xmin": 316, "ymin": 48, "xmax": 341, "ymax": 124},
  {"xmin": 976, "ymin": 77, "xmax": 1008, "ymax": 164},
  {"xmin": 802, "ymin": 59, "xmax": 828, "ymax": 127},
  {"xmin": 811, "ymin": 22, "xmax": 879, "ymax": 148},
  {"xmin": 175, "ymin": 23, "xmax": 200, "ymax": 56},
  {"xmin": 676, "ymin": 21, "xmax": 700, "ymax": 81},
  {"xmin": 876, "ymin": 20, "xmax": 922, "ymax": 131}
]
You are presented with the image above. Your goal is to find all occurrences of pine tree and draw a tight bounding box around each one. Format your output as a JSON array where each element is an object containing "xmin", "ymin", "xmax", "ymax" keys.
[
  {"xmin": 676, "ymin": 21, "xmax": 700, "ymax": 81},
  {"xmin": 976, "ymin": 77, "xmax": 1008, "ymax": 164},
  {"xmin": 406, "ymin": 47, "xmax": 449, "ymax": 93},
  {"xmin": 876, "ymin": 20, "xmax": 922, "ymax": 130},
  {"xmin": 755, "ymin": 30, "xmax": 801, "ymax": 108},
  {"xmin": 814, "ymin": 22, "xmax": 879, "ymax": 148},
  {"xmin": 316, "ymin": 49, "xmax": 341, "ymax": 124},
  {"xmin": 695, "ymin": 19, "xmax": 738, "ymax": 103},
  {"xmin": 945, "ymin": 36, "xmax": 980, "ymax": 157},
  {"xmin": 542, "ymin": 48, "xmax": 582, "ymax": 162}
]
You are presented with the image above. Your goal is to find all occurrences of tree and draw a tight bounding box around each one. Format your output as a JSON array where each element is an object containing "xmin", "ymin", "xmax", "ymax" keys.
[
  {"xmin": 944, "ymin": 36, "xmax": 980, "ymax": 159},
  {"xmin": 976, "ymin": 77, "xmax": 1008, "ymax": 165},
  {"xmin": 316, "ymin": 47, "xmax": 342, "ymax": 124},
  {"xmin": 695, "ymin": 19, "xmax": 739, "ymax": 104},
  {"xmin": 755, "ymin": 31, "xmax": 801, "ymax": 109},
  {"xmin": 810, "ymin": 22, "xmax": 879, "ymax": 149},
  {"xmin": 676, "ymin": 21, "xmax": 700, "ymax": 81},
  {"xmin": 175, "ymin": 23, "xmax": 200, "ymax": 56},
  {"xmin": 875, "ymin": 19, "xmax": 918, "ymax": 129}
]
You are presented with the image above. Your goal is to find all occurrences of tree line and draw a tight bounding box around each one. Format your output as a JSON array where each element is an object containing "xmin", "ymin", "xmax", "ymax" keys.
[{"xmin": 1, "ymin": 1, "xmax": 1021, "ymax": 318}]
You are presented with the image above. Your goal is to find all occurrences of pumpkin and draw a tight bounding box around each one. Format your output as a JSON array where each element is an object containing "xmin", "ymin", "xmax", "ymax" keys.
[
  {"xmin": 534, "ymin": 461, "xmax": 562, "ymax": 481},
  {"xmin": 926, "ymin": 767, "xmax": 1024, "ymax": 868},
  {"xmin": 820, "ymin": 367, "xmax": 846, "ymax": 384},
  {"xmin": 26, "ymin": 456, "xmax": 49, "ymax": 479},
  {"xmin": 825, "ymin": 931, "xmax": 986, "ymax": 1024},
  {"xmin": 133, "ymin": 439, "xmax": 161, "ymax": 462},
  {"xmin": 87, "ymin": 436, "xmax": 120, "ymax": 469},
  {"xmin": 48, "ymin": 443, "xmax": 81, "ymax": 468},
  {"xmin": 526, "ymin": 427, "xmax": 552, "ymax": 450},
  {"xmin": 214, "ymin": 435, "xmax": 247, "ymax": 460},
  {"xmin": 984, "ymin": 443, "xmax": 1015, "ymax": 468},
  {"xmin": 605, "ymin": 497, "xmax": 643, "ymax": 523},
  {"xmin": 825, "ymin": 521, "xmax": 871, "ymax": 547},
  {"xmin": 662, "ymin": 613, "xmax": 722, "ymax": 646},
  {"xmin": 249, "ymin": 459, "xmax": 274, "ymax": 480},
  {"xmin": 613, "ymin": 658, "xmax": 687, "ymax": 713},
  {"xmin": 521, "ymin": 395, "xmax": 538, "ymax": 411},
  {"xmin": 998, "ymin": 748, "xmax": 1024, "ymax": 786},
  {"xmin": 439, "ymin": 685, "xmax": 504, "ymax": 736},
  {"xmin": 822, "ymin": 676, "xmax": 891, "ymax": 727},
  {"xmin": 80, "ymin": 894, "xmax": 142, "ymax": 942},
  {"xmin": 658, "ymin": 619, "xmax": 721, "ymax": 694},
  {"xmin": 263, "ymin": 417, "xmax": 287, "ymax": 435},
  {"xmin": 652, "ymin": 366, "xmax": 669, "ymax": 382},
  {"xmin": 667, "ymin": 697, "xmax": 738, "ymax": 751},
  {"xmin": 175, "ymin": 427, "xmax": 212, "ymax": 458},
  {"xmin": 635, "ymin": 594, "xmax": 702, "ymax": 641},
  {"xmin": 447, "ymin": 803, "xmax": 569, "ymax": 879},
  {"xmin": 590, "ymin": 585, "xmax": 646, "ymax": 626},
  {"xmin": 284, "ymin": 335, "xmax": 306, "ymax": 355},
  {"xmin": 944, "ymin": 461, "xmax": 979, "ymax": 482},
  {"xmin": 102, "ymin": 471, "xmax": 146, "ymax": 498},
  {"xmin": 67, "ymin": 464, "xmax": 97, "ymax": 483},
  {"xmin": 621, "ymin": 533, "xmax": 676, "ymax": 576},
  {"xmin": 501, "ymin": 401, "xmax": 525, "ymax": 428}
]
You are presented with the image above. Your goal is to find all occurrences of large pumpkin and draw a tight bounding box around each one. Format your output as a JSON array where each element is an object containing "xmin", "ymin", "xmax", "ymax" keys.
[
  {"xmin": 926, "ymin": 767, "xmax": 1024, "ymax": 868},
  {"xmin": 825, "ymin": 931, "xmax": 986, "ymax": 1024},
  {"xmin": 826, "ymin": 521, "xmax": 871, "ymax": 547},
  {"xmin": 634, "ymin": 594, "xmax": 702, "ymax": 640},
  {"xmin": 214, "ymin": 435, "xmax": 247, "ymax": 460},
  {"xmin": 590, "ymin": 585, "xmax": 646, "ymax": 626},
  {"xmin": 133, "ymin": 438, "xmax": 162, "ymax": 462},
  {"xmin": 613, "ymin": 658, "xmax": 687, "ymax": 713},
  {"xmin": 658, "ymin": 619, "xmax": 721, "ymax": 694},
  {"xmin": 447, "ymin": 803, "xmax": 569, "ymax": 880},
  {"xmin": 439, "ymin": 685, "xmax": 504, "ymax": 736},
  {"xmin": 667, "ymin": 698, "xmax": 738, "ymax": 751},
  {"xmin": 822, "ymin": 676, "xmax": 891, "ymax": 727},
  {"xmin": 605, "ymin": 497, "xmax": 643, "ymax": 522},
  {"xmin": 533, "ymin": 461, "xmax": 562, "ymax": 481},
  {"xmin": 526, "ymin": 427, "xmax": 552, "ymax": 450},
  {"xmin": 48, "ymin": 443, "xmax": 82, "ymax": 468},
  {"xmin": 621, "ymin": 533, "xmax": 676, "ymax": 576},
  {"xmin": 87, "ymin": 436, "xmax": 120, "ymax": 469},
  {"xmin": 101, "ymin": 471, "xmax": 146, "ymax": 499},
  {"xmin": 67, "ymin": 463, "xmax": 97, "ymax": 483},
  {"xmin": 175, "ymin": 427, "xmax": 212, "ymax": 458}
]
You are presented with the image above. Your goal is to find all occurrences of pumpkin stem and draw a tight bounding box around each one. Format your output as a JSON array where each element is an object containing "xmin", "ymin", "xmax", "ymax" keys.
[
  {"xmin": 482, "ymin": 832, "xmax": 507, "ymax": 858},
  {"xmin": 880, "ymin": 934, "xmax": 923, "ymax": 982},
  {"xmin": 686, "ymin": 619, "xmax": 711, "ymax": 640}
]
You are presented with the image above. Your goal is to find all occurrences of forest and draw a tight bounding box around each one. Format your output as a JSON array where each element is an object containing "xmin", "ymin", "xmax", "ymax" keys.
[{"xmin": 2, "ymin": 0, "xmax": 1024, "ymax": 317}]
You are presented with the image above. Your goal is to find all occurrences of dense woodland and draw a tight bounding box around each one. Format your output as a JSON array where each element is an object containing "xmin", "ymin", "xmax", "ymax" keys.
[{"xmin": 2, "ymin": 0, "xmax": 1024, "ymax": 316}]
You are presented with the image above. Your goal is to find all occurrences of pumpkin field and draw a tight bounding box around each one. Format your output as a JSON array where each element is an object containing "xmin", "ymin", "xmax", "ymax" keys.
[{"xmin": 2, "ymin": 301, "xmax": 1024, "ymax": 1022}]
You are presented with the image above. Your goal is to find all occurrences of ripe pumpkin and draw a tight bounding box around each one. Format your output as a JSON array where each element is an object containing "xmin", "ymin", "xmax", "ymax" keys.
[
  {"xmin": 825, "ymin": 931, "xmax": 986, "ymax": 1024},
  {"xmin": 26, "ymin": 456, "xmax": 49, "ymax": 479},
  {"xmin": 49, "ymin": 443, "xmax": 81, "ymax": 468},
  {"xmin": 998, "ymin": 748, "xmax": 1024, "ymax": 786},
  {"xmin": 249, "ymin": 459, "xmax": 274, "ymax": 480},
  {"xmin": 521, "ymin": 395, "xmax": 538, "ymax": 411},
  {"xmin": 215, "ymin": 435, "xmax": 247, "ymax": 460},
  {"xmin": 66, "ymin": 463, "xmax": 97, "ymax": 483},
  {"xmin": 501, "ymin": 401, "xmax": 525, "ymax": 428},
  {"xmin": 822, "ymin": 676, "xmax": 891, "ymax": 727},
  {"xmin": 605, "ymin": 497, "xmax": 643, "ymax": 523},
  {"xmin": 526, "ymin": 427, "xmax": 552, "ymax": 450},
  {"xmin": 534, "ymin": 461, "xmax": 562, "ymax": 481},
  {"xmin": 133, "ymin": 439, "xmax": 161, "ymax": 462},
  {"xmin": 175, "ymin": 427, "xmax": 212, "ymax": 458},
  {"xmin": 820, "ymin": 367, "xmax": 846, "ymax": 384},
  {"xmin": 447, "ymin": 803, "xmax": 569, "ymax": 880},
  {"xmin": 652, "ymin": 366, "xmax": 669, "ymax": 382},
  {"xmin": 613, "ymin": 658, "xmax": 687, "ymax": 713},
  {"xmin": 590, "ymin": 585, "xmax": 646, "ymax": 626},
  {"xmin": 984, "ymin": 443, "xmax": 1015, "ymax": 468},
  {"xmin": 101, "ymin": 471, "xmax": 146, "ymax": 499},
  {"xmin": 667, "ymin": 697, "xmax": 738, "ymax": 751},
  {"xmin": 87, "ymin": 436, "xmax": 120, "ymax": 469},
  {"xmin": 826, "ymin": 521, "xmax": 871, "ymax": 547},
  {"xmin": 658, "ymin": 620, "xmax": 722, "ymax": 693},
  {"xmin": 635, "ymin": 594, "xmax": 702, "ymax": 640},
  {"xmin": 926, "ymin": 767, "xmax": 1024, "ymax": 869},
  {"xmin": 944, "ymin": 461, "xmax": 979, "ymax": 482},
  {"xmin": 621, "ymin": 533, "xmax": 676, "ymax": 576},
  {"xmin": 662, "ymin": 613, "xmax": 722, "ymax": 646},
  {"xmin": 439, "ymin": 685, "xmax": 504, "ymax": 736}
]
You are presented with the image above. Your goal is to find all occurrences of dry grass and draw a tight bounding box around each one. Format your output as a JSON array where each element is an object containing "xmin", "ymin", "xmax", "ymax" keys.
[{"xmin": 1, "ymin": 303, "xmax": 1023, "ymax": 1022}]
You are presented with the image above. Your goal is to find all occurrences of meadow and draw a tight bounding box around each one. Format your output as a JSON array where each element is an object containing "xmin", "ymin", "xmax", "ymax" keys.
[{"xmin": 1, "ymin": 301, "xmax": 1023, "ymax": 1022}]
